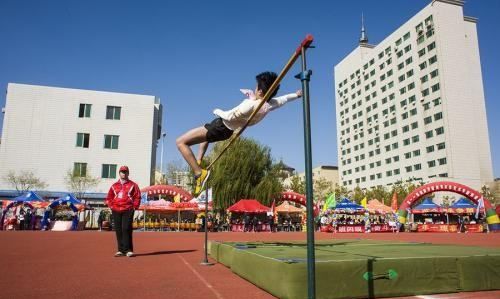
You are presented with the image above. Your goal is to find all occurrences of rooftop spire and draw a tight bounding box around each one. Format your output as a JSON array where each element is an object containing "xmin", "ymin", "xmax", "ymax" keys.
[{"xmin": 359, "ymin": 12, "xmax": 369, "ymax": 45}]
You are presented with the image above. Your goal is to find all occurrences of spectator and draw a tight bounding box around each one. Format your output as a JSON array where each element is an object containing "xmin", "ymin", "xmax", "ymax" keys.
[
  {"xmin": 18, "ymin": 210, "xmax": 25, "ymax": 231},
  {"xmin": 98, "ymin": 210, "xmax": 104, "ymax": 231}
]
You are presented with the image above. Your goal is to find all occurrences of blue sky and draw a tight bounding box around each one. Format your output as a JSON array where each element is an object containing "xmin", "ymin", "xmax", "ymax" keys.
[{"xmin": 0, "ymin": 0, "xmax": 499, "ymax": 177}]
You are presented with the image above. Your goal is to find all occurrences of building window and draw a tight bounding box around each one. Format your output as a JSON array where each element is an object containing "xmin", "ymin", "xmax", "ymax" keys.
[
  {"xmin": 414, "ymin": 163, "xmax": 422, "ymax": 171},
  {"xmin": 435, "ymin": 127, "xmax": 444, "ymax": 135},
  {"xmin": 431, "ymin": 83, "xmax": 440, "ymax": 92},
  {"xmin": 106, "ymin": 106, "xmax": 122, "ymax": 120},
  {"xmin": 418, "ymin": 48, "xmax": 426, "ymax": 57},
  {"xmin": 412, "ymin": 135, "xmax": 420, "ymax": 143},
  {"xmin": 422, "ymin": 88, "xmax": 430, "ymax": 97},
  {"xmin": 406, "ymin": 166, "xmax": 412, "ymax": 173},
  {"xmin": 438, "ymin": 158, "xmax": 447, "ymax": 165},
  {"xmin": 433, "ymin": 98, "xmax": 441, "ymax": 106},
  {"xmin": 73, "ymin": 162, "xmax": 87, "ymax": 177},
  {"xmin": 104, "ymin": 135, "xmax": 120, "ymax": 149},
  {"xmin": 430, "ymin": 69, "xmax": 439, "ymax": 78},
  {"xmin": 426, "ymin": 145, "xmax": 435, "ymax": 153},
  {"xmin": 405, "ymin": 152, "xmax": 411, "ymax": 159},
  {"xmin": 419, "ymin": 61, "xmax": 427, "ymax": 70},
  {"xmin": 398, "ymin": 62, "xmax": 405, "ymax": 70},
  {"xmin": 102, "ymin": 164, "xmax": 117, "ymax": 179},
  {"xmin": 413, "ymin": 149, "xmax": 421, "ymax": 156},
  {"xmin": 76, "ymin": 133, "xmax": 90, "ymax": 148},
  {"xmin": 405, "ymin": 57, "xmax": 413, "ymax": 65},
  {"xmin": 394, "ymin": 169, "xmax": 400, "ymax": 175},
  {"xmin": 428, "ymin": 160, "xmax": 436, "ymax": 168},
  {"xmin": 417, "ymin": 35, "xmax": 425, "ymax": 45},
  {"xmin": 424, "ymin": 116, "xmax": 432, "ymax": 125},
  {"xmin": 421, "ymin": 75, "xmax": 428, "ymax": 83},
  {"xmin": 434, "ymin": 112, "xmax": 443, "ymax": 121},
  {"xmin": 429, "ymin": 55, "xmax": 438, "ymax": 65},
  {"xmin": 427, "ymin": 42, "xmax": 436, "ymax": 51},
  {"xmin": 403, "ymin": 32, "xmax": 411, "ymax": 41},
  {"xmin": 425, "ymin": 130, "xmax": 434, "ymax": 139},
  {"xmin": 402, "ymin": 125, "xmax": 409, "ymax": 133},
  {"xmin": 79, "ymin": 104, "xmax": 92, "ymax": 118},
  {"xmin": 411, "ymin": 122, "xmax": 418, "ymax": 129},
  {"xmin": 410, "ymin": 108, "xmax": 417, "ymax": 116},
  {"xmin": 407, "ymin": 69, "xmax": 414, "ymax": 78},
  {"xmin": 439, "ymin": 173, "xmax": 448, "ymax": 177},
  {"xmin": 437, "ymin": 142, "xmax": 446, "ymax": 150},
  {"xmin": 423, "ymin": 103, "xmax": 431, "ymax": 110},
  {"xmin": 403, "ymin": 138, "xmax": 410, "ymax": 146}
]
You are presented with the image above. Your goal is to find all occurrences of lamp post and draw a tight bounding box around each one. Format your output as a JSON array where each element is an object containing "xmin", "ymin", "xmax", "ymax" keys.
[{"xmin": 159, "ymin": 132, "xmax": 166, "ymax": 200}]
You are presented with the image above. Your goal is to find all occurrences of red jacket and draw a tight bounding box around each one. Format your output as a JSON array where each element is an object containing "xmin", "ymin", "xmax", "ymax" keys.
[{"xmin": 105, "ymin": 179, "xmax": 141, "ymax": 211}]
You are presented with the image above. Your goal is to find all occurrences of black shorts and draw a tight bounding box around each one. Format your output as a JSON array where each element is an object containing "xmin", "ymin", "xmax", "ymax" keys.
[{"xmin": 204, "ymin": 118, "xmax": 234, "ymax": 143}]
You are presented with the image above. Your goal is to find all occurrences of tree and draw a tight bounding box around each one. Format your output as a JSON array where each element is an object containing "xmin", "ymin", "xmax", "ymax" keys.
[
  {"xmin": 161, "ymin": 159, "xmax": 190, "ymax": 186},
  {"xmin": 334, "ymin": 184, "xmax": 350, "ymax": 199},
  {"xmin": 65, "ymin": 169, "xmax": 100, "ymax": 199},
  {"xmin": 351, "ymin": 185, "xmax": 365, "ymax": 203},
  {"xmin": 481, "ymin": 184, "xmax": 495, "ymax": 205},
  {"xmin": 288, "ymin": 175, "xmax": 305, "ymax": 195},
  {"xmin": 365, "ymin": 185, "xmax": 390, "ymax": 204},
  {"xmin": 313, "ymin": 177, "xmax": 333, "ymax": 203},
  {"xmin": 3, "ymin": 170, "xmax": 48, "ymax": 195},
  {"xmin": 208, "ymin": 137, "xmax": 283, "ymax": 210}
]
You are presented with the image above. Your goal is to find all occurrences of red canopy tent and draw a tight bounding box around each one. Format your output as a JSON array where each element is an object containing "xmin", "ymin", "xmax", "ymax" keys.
[{"xmin": 227, "ymin": 199, "xmax": 269, "ymax": 213}]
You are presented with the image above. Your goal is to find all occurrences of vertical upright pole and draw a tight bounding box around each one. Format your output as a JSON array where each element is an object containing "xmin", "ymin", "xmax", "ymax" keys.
[
  {"xmin": 296, "ymin": 45, "xmax": 316, "ymax": 299},
  {"xmin": 201, "ymin": 186, "xmax": 213, "ymax": 265}
]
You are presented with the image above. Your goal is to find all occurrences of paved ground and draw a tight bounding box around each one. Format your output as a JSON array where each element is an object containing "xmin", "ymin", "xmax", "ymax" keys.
[{"xmin": 0, "ymin": 231, "xmax": 499, "ymax": 299}]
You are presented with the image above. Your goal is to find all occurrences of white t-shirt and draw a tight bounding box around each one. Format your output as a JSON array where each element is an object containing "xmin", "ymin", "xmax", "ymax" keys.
[{"xmin": 213, "ymin": 89, "xmax": 300, "ymax": 131}]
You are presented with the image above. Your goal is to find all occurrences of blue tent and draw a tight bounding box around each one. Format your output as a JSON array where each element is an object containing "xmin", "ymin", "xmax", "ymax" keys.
[
  {"xmin": 412, "ymin": 198, "xmax": 442, "ymax": 213},
  {"xmin": 450, "ymin": 198, "xmax": 477, "ymax": 209},
  {"xmin": 55, "ymin": 193, "xmax": 81, "ymax": 205},
  {"xmin": 13, "ymin": 191, "xmax": 44, "ymax": 202},
  {"xmin": 334, "ymin": 198, "xmax": 365, "ymax": 213}
]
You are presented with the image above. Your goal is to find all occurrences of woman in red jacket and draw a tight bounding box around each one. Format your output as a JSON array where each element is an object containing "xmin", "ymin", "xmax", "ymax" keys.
[{"xmin": 105, "ymin": 166, "xmax": 141, "ymax": 257}]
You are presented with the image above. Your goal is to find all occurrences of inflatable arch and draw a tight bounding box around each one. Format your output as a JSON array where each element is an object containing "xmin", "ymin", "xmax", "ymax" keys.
[
  {"xmin": 41, "ymin": 200, "xmax": 80, "ymax": 230},
  {"xmin": 397, "ymin": 181, "xmax": 500, "ymax": 230},
  {"xmin": 277, "ymin": 191, "xmax": 319, "ymax": 216},
  {"xmin": 0, "ymin": 202, "xmax": 35, "ymax": 230},
  {"xmin": 141, "ymin": 185, "xmax": 194, "ymax": 202}
]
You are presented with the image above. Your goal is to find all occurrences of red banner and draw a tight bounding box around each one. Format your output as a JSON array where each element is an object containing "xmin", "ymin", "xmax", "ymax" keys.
[
  {"xmin": 417, "ymin": 224, "xmax": 458, "ymax": 233},
  {"xmin": 465, "ymin": 224, "xmax": 484, "ymax": 233},
  {"xmin": 337, "ymin": 225, "xmax": 365, "ymax": 233},
  {"xmin": 370, "ymin": 224, "xmax": 392, "ymax": 232}
]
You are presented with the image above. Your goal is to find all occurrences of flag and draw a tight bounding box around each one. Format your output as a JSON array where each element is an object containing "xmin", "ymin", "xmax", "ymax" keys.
[
  {"xmin": 174, "ymin": 194, "xmax": 181, "ymax": 203},
  {"xmin": 475, "ymin": 196, "xmax": 484, "ymax": 219},
  {"xmin": 322, "ymin": 192, "xmax": 336, "ymax": 212},
  {"xmin": 391, "ymin": 192, "xmax": 398, "ymax": 212},
  {"xmin": 140, "ymin": 192, "xmax": 148, "ymax": 205},
  {"xmin": 361, "ymin": 197, "xmax": 367, "ymax": 208}
]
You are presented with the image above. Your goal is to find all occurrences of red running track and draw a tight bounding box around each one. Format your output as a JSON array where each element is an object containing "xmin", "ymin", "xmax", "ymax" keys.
[{"xmin": 0, "ymin": 231, "xmax": 499, "ymax": 299}]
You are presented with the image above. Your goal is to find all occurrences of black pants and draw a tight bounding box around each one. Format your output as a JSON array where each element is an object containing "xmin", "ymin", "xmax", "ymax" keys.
[{"xmin": 112, "ymin": 210, "xmax": 134, "ymax": 253}]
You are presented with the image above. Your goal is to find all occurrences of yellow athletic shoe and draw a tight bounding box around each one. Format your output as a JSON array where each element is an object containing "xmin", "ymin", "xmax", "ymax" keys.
[
  {"xmin": 197, "ymin": 160, "xmax": 202, "ymax": 166},
  {"xmin": 194, "ymin": 169, "xmax": 210, "ymax": 196}
]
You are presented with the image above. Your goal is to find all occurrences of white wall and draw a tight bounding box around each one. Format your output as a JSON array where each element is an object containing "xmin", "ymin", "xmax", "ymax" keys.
[{"xmin": 0, "ymin": 83, "xmax": 161, "ymax": 193}]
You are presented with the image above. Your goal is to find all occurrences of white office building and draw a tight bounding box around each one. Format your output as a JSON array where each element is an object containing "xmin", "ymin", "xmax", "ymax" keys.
[
  {"xmin": 0, "ymin": 83, "xmax": 162, "ymax": 196},
  {"xmin": 334, "ymin": 0, "xmax": 493, "ymax": 191}
]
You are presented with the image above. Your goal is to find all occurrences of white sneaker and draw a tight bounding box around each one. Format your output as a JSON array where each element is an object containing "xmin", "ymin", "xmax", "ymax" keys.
[
  {"xmin": 114, "ymin": 251, "xmax": 124, "ymax": 257},
  {"xmin": 126, "ymin": 251, "xmax": 134, "ymax": 257}
]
